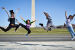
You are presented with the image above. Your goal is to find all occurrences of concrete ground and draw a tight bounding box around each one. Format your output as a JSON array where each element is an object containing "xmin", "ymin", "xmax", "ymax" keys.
[
  {"xmin": 0, "ymin": 35, "xmax": 75, "ymax": 50},
  {"xmin": 0, "ymin": 41, "xmax": 75, "ymax": 50}
]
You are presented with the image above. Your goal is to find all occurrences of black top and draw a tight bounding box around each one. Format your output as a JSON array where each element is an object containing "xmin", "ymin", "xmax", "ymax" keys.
[{"xmin": 10, "ymin": 18, "xmax": 15, "ymax": 24}]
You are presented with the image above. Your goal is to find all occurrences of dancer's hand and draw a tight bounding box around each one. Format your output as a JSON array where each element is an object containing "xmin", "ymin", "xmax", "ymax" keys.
[
  {"xmin": 20, "ymin": 16, "xmax": 24, "ymax": 21},
  {"xmin": 2, "ymin": 7, "xmax": 5, "ymax": 9},
  {"xmin": 20, "ymin": 16, "xmax": 22, "ymax": 18},
  {"xmin": 35, "ymin": 19, "xmax": 38, "ymax": 21},
  {"xmin": 72, "ymin": 14, "xmax": 75, "ymax": 19},
  {"xmin": 74, "ymin": 14, "xmax": 75, "ymax": 16},
  {"xmin": 65, "ymin": 11, "xmax": 67, "ymax": 12},
  {"xmin": 43, "ymin": 12, "xmax": 45, "ymax": 13},
  {"xmin": 17, "ymin": 8, "xmax": 20, "ymax": 10}
]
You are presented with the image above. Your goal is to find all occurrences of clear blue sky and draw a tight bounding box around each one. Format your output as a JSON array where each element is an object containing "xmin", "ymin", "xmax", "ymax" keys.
[{"xmin": 0, "ymin": 0, "xmax": 75, "ymax": 27}]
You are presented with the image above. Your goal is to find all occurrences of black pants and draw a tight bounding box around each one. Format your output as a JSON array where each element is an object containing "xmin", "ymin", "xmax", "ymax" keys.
[
  {"xmin": 19, "ymin": 23, "xmax": 31, "ymax": 34},
  {"xmin": 0, "ymin": 24, "xmax": 20, "ymax": 32}
]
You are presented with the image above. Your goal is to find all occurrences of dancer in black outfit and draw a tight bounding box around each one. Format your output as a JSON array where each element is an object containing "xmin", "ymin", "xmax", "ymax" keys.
[{"xmin": 0, "ymin": 7, "xmax": 20, "ymax": 32}]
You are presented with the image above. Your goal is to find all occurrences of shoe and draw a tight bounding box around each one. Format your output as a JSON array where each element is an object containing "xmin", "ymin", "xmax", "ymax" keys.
[
  {"xmin": 39, "ymin": 23, "xmax": 43, "ymax": 26},
  {"xmin": 74, "ymin": 37, "xmax": 75, "ymax": 39},
  {"xmin": 47, "ymin": 29, "xmax": 49, "ymax": 32},
  {"xmin": 71, "ymin": 38, "xmax": 74, "ymax": 40},
  {"xmin": 47, "ymin": 28, "xmax": 51, "ymax": 32},
  {"xmin": 50, "ymin": 26, "xmax": 53, "ymax": 27},
  {"xmin": 14, "ymin": 29, "xmax": 16, "ymax": 32},
  {"xmin": 49, "ymin": 28, "xmax": 51, "ymax": 31},
  {"xmin": 26, "ymin": 34, "xmax": 28, "ymax": 37}
]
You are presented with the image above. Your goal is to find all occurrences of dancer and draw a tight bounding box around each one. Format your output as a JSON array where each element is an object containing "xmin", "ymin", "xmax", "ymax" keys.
[
  {"xmin": 0, "ymin": 7, "xmax": 20, "ymax": 32},
  {"xmin": 65, "ymin": 11, "xmax": 75, "ymax": 40},
  {"xmin": 39, "ymin": 12, "xmax": 55, "ymax": 32},
  {"xmin": 16, "ymin": 16, "xmax": 38, "ymax": 37}
]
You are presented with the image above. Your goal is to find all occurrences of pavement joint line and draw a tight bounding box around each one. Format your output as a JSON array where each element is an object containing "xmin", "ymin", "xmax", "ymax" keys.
[
  {"xmin": 38, "ymin": 38, "xmax": 71, "ymax": 39},
  {"xmin": 0, "ymin": 36, "xmax": 71, "ymax": 37}
]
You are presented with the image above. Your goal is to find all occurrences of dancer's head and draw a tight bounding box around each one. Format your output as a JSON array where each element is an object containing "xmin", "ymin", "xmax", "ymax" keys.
[
  {"xmin": 10, "ymin": 10, "xmax": 14, "ymax": 17},
  {"xmin": 68, "ymin": 15, "xmax": 72, "ymax": 19},
  {"xmin": 26, "ymin": 20, "xmax": 30, "ymax": 24}
]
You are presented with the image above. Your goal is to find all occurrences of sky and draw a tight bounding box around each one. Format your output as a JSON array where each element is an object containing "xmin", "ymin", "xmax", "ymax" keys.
[{"xmin": 0, "ymin": 0, "xmax": 75, "ymax": 27}]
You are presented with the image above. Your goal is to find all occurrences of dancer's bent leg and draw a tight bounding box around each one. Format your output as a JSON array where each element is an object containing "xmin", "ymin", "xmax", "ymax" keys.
[
  {"xmin": 43, "ymin": 23, "xmax": 52, "ymax": 30},
  {"xmin": 0, "ymin": 24, "xmax": 12, "ymax": 32},
  {"xmin": 14, "ymin": 24, "xmax": 20, "ymax": 32},
  {"xmin": 19, "ymin": 23, "xmax": 31, "ymax": 34}
]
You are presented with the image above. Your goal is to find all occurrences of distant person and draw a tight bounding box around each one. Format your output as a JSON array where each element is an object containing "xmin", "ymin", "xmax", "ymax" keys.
[
  {"xmin": 65, "ymin": 11, "xmax": 75, "ymax": 40},
  {"xmin": 0, "ymin": 7, "xmax": 20, "ymax": 32},
  {"xmin": 64, "ymin": 23, "xmax": 66, "ymax": 28},
  {"xmin": 39, "ymin": 12, "xmax": 56, "ymax": 32},
  {"xmin": 16, "ymin": 16, "xmax": 38, "ymax": 37}
]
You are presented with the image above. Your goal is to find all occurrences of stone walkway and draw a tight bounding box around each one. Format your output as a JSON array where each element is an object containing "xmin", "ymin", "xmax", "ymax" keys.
[{"xmin": 0, "ymin": 41, "xmax": 75, "ymax": 50}]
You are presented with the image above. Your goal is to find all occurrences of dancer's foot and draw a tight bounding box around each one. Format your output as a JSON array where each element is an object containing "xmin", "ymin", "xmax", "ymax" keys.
[
  {"xmin": 26, "ymin": 34, "xmax": 28, "ymax": 37},
  {"xmin": 39, "ymin": 23, "xmax": 43, "ymax": 26},
  {"xmin": 0, "ymin": 26, "xmax": 3, "ymax": 28},
  {"xmin": 47, "ymin": 28, "xmax": 51, "ymax": 32},
  {"xmin": 14, "ymin": 29, "xmax": 16, "ymax": 32},
  {"xmin": 74, "ymin": 37, "xmax": 75, "ymax": 39},
  {"xmin": 47, "ymin": 29, "xmax": 49, "ymax": 32},
  {"xmin": 50, "ymin": 26, "xmax": 53, "ymax": 27},
  {"xmin": 71, "ymin": 38, "xmax": 75, "ymax": 40}
]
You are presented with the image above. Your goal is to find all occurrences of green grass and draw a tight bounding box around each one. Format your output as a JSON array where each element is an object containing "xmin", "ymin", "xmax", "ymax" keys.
[{"xmin": 0, "ymin": 28, "xmax": 75, "ymax": 35}]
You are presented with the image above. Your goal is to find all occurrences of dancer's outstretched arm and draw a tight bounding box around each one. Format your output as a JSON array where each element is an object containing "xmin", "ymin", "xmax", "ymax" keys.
[
  {"xmin": 14, "ymin": 8, "xmax": 20, "ymax": 17},
  {"xmin": 65, "ymin": 11, "xmax": 67, "ymax": 18},
  {"xmin": 30, "ymin": 19, "xmax": 38, "ymax": 24},
  {"xmin": 20, "ymin": 16, "xmax": 27, "ymax": 23},
  {"xmin": 20, "ymin": 16, "xmax": 24, "ymax": 21},
  {"xmin": 43, "ymin": 12, "xmax": 49, "ymax": 19},
  {"xmin": 2, "ymin": 7, "xmax": 10, "ymax": 18},
  {"xmin": 33, "ymin": 19, "xmax": 38, "ymax": 22},
  {"xmin": 72, "ymin": 14, "xmax": 75, "ymax": 19}
]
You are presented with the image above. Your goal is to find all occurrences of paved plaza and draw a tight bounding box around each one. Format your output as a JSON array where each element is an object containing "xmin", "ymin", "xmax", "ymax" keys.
[{"xmin": 0, "ymin": 41, "xmax": 75, "ymax": 50}]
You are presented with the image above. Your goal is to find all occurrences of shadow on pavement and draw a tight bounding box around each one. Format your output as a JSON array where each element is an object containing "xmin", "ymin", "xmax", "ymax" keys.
[
  {"xmin": 42, "ymin": 45, "xmax": 65, "ymax": 47},
  {"xmin": 0, "ymin": 45, "xmax": 6, "ymax": 46},
  {"xmin": 21, "ymin": 44, "xmax": 39, "ymax": 46}
]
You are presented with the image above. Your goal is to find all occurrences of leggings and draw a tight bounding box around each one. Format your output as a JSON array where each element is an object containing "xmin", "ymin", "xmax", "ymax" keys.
[
  {"xmin": 19, "ymin": 23, "xmax": 31, "ymax": 34},
  {"xmin": 0, "ymin": 24, "xmax": 20, "ymax": 32},
  {"xmin": 43, "ymin": 23, "xmax": 56, "ymax": 30}
]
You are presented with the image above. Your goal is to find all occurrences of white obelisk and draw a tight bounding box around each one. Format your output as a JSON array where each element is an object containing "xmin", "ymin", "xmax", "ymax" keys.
[{"xmin": 31, "ymin": 0, "xmax": 35, "ymax": 27}]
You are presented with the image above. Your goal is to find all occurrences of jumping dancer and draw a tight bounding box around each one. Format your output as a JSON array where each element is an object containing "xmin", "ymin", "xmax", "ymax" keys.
[
  {"xmin": 16, "ymin": 16, "xmax": 38, "ymax": 37},
  {"xmin": 0, "ymin": 7, "xmax": 20, "ymax": 32},
  {"xmin": 39, "ymin": 12, "xmax": 55, "ymax": 32},
  {"xmin": 65, "ymin": 11, "xmax": 75, "ymax": 40}
]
